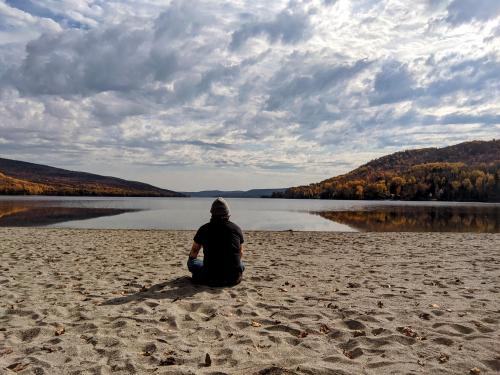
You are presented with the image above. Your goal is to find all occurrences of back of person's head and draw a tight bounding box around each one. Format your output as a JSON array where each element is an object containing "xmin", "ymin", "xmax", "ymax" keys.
[{"xmin": 210, "ymin": 197, "xmax": 230, "ymax": 221}]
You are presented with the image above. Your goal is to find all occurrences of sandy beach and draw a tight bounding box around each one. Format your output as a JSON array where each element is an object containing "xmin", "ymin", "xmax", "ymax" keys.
[{"xmin": 0, "ymin": 228, "xmax": 499, "ymax": 374}]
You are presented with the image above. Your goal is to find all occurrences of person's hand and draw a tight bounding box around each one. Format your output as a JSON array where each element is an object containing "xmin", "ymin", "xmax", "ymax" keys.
[{"xmin": 189, "ymin": 242, "xmax": 201, "ymax": 260}]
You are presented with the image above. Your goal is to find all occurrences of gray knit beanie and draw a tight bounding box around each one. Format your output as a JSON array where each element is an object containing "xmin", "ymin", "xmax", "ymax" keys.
[{"xmin": 210, "ymin": 197, "xmax": 230, "ymax": 217}]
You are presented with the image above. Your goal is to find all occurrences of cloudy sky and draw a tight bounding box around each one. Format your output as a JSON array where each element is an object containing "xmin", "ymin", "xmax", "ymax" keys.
[{"xmin": 0, "ymin": 0, "xmax": 499, "ymax": 191}]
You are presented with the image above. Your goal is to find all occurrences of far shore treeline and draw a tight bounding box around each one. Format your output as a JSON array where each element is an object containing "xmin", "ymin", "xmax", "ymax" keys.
[
  {"xmin": 0, "ymin": 158, "xmax": 183, "ymax": 197},
  {"xmin": 272, "ymin": 140, "xmax": 500, "ymax": 202}
]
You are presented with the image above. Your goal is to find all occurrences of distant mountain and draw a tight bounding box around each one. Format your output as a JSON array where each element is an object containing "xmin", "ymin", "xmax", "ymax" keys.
[
  {"xmin": 0, "ymin": 158, "xmax": 184, "ymax": 197},
  {"xmin": 185, "ymin": 188, "xmax": 287, "ymax": 198},
  {"xmin": 274, "ymin": 140, "xmax": 500, "ymax": 202}
]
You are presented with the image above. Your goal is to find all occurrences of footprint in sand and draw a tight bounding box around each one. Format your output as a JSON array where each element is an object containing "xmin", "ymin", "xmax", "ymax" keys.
[
  {"xmin": 483, "ymin": 358, "xmax": 500, "ymax": 372},
  {"xmin": 343, "ymin": 320, "xmax": 366, "ymax": 330},
  {"xmin": 264, "ymin": 324, "xmax": 301, "ymax": 337},
  {"xmin": 432, "ymin": 322, "xmax": 475, "ymax": 335},
  {"xmin": 432, "ymin": 336, "xmax": 454, "ymax": 346},
  {"xmin": 19, "ymin": 327, "xmax": 41, "ymax": 342}
]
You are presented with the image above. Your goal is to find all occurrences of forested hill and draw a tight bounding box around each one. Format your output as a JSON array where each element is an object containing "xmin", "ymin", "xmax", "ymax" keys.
[
  {"xmin": 273, "ymin": 140, "xmax": 500, "ymax": 202},
  {"xmin": 0, "ymin": 158, "xmax": 183, "ymax": 197}
]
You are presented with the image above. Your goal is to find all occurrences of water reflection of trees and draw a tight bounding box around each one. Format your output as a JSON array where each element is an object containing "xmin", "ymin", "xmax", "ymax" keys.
[
  {"xmin": 317, "ymin": 206, "xmax": 500, "ymax": 232},
  {"xmin": 0, "ymin": 201, "xmax": 136, "ymax": 227}
]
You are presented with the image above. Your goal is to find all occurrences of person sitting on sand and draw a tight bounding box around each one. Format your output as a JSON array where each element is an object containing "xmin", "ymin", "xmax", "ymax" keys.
[{"xmin": 187, "ymin": 197, "xmax": 245, "ymax": 286}]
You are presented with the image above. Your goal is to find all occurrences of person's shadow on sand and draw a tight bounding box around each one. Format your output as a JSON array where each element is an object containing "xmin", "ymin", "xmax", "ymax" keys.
[{"xmin": 102, "ymin": 276, "xmax": 223, "ymax": 306}]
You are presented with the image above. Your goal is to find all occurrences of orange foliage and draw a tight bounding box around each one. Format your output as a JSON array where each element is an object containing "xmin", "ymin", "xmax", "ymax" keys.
[{"xmin": 274, "ymin": 140, "xmax": 500, "ymax": 202}]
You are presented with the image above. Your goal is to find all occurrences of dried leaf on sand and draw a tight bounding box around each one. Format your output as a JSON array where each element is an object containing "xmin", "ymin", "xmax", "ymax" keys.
[
  {"xmin": 6, "ymin": 362, "xmax": 29, "ymax": 372},
  {"xmin": 438, "ymin": 353, "xmax": 449, "ymax": 363},
  {"xmin": 343, "ymin": 348, "xmax": 363, "ymax": 359},
  {"xmin": 298, "ymin": 331, "xmax": 308, "ymax": 338},
  {"xmin": 397, "ymin": 326, "xmax": 425, "ymax": 340},
  {"xmin": 319, "ymin": 324, "xmax": 330, "ymax": 334}
]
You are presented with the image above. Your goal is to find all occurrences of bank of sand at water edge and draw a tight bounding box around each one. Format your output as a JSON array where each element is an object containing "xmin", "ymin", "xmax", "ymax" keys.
[{"xmin": 0, "ymin": 228, "xmax": 499, "ymax": 374}]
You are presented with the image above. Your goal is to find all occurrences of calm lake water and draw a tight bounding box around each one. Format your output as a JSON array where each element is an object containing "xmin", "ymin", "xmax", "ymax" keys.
[{"xmin": 0, "ymin": 196, "xmax": 499, "ymax": 232}]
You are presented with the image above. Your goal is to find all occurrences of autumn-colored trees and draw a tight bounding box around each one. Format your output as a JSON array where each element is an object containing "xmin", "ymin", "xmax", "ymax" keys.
[
  {"xmin": 0, "ymin": 170, "xmax": 181, "ymax": 197},
  {"xmin": 282, "ymin": 139, "xmax": 500, "ymax": 202},
  {"xmin": 0, "ymin": 158, "xmax": 184, "ymax": 197},
  {"xmin": 274, "ymin": 151, "xmax": 500, "ymax": 202},
  {"xmin": 0, "ymin": 172, "xmax": 52, "ymax": 195}
]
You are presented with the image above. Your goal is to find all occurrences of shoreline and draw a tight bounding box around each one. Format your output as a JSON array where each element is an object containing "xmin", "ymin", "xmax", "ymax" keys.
[
  {"xmin": 2, "ymin": 194, "xmax": 500, "ymax": 203},
  {"xmin": 1, "ymin": 228, "xmax": 499, "ymax": 374}
]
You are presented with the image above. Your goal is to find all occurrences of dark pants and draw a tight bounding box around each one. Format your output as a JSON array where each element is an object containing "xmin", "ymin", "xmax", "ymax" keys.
[{"xmin": 187, "ymin": 258, "xmax": 245, "ymax": 286}]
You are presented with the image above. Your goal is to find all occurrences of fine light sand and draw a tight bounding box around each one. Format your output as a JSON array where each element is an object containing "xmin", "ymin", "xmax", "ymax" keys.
[{"xmin": 0, "ymin": 228, "xmax": 499, "ymax": 375}]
